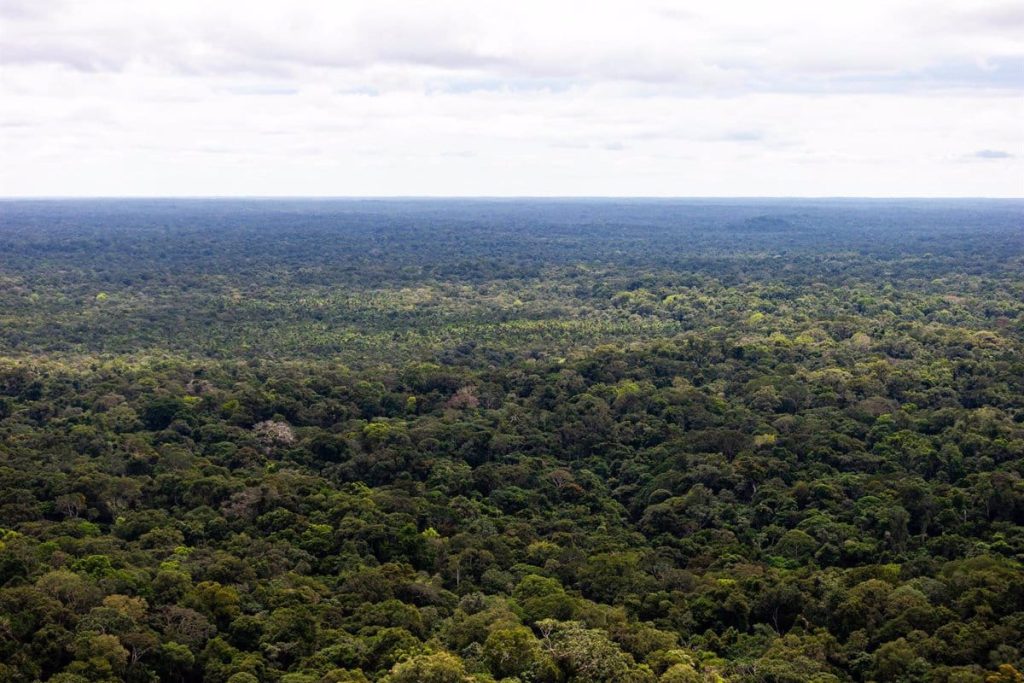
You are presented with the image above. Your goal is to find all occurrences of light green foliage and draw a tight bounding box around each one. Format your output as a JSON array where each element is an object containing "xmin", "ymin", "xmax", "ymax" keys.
[
  {"xmin": 383, "ymin": 651, "xmax": 471, "ymax": 683},
  {"xmin": 0, "ymin": 200, "xmax": 1022, "ymax": 682}
]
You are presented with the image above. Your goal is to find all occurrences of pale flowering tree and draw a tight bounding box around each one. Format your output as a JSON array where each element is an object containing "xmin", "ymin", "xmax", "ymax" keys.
[
  {"xmin": 445, "ymin": 386, "xmax": 480, "ymax": 410},
  {"xmin": 252, "ymin": 420, "xmax": 295, "ymax": 454}
]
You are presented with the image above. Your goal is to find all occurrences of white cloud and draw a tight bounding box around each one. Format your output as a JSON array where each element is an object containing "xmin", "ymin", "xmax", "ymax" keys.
[{"xmin": 1, "ymin": 0, "xmax": 1022, "ymax": 196}]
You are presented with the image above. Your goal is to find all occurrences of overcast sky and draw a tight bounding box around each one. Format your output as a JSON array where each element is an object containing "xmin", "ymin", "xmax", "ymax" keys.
[{"xmin": 1, "ymin": 0, "xmax": 1022, "ymax": 197}]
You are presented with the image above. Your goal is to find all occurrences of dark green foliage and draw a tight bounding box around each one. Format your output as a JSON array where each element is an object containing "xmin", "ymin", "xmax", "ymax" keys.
[{"xmin": 0, "ymin": 199, "xmax": 1022, "ymax": 682}]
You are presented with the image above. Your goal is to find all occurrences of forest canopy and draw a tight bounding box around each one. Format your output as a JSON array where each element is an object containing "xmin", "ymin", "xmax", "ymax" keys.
[{"xmin": 0, "ymin": 198, "xmax": 1022, "ymax": 683}]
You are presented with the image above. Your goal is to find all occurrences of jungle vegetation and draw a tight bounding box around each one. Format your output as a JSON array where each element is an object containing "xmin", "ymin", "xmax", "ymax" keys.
[{"xmin": 0, "ymin": 198, "xmax": 1022, "ymax": 683}]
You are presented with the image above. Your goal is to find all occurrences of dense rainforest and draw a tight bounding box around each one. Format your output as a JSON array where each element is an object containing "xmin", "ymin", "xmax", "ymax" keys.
[{"xmin": 0, "ymin": 198, "xmax": 1023, "ymax": 683}]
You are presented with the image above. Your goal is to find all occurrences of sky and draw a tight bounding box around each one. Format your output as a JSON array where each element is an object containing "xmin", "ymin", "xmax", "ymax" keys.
[{"xmin": 1, "ymin": 0, "xmax": 1022, "ymax": 197}]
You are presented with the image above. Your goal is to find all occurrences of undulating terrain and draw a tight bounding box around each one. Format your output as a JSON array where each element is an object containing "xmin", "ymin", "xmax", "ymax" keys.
[{"xmin": 1, "ymin": 199, "xmax": 1023, "ymax": 683}]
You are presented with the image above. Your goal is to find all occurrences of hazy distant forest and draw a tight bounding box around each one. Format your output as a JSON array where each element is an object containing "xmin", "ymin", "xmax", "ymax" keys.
[{"xmin": 1, "ymin": 199, "xmax": 1023, "ymax": 683}]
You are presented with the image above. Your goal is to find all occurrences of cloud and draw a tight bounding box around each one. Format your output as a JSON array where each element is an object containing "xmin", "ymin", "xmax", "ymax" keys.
[
  {"xmin": 1, "ymin": 1, "xmax": 1022, "ymax": 196},
  {"xmin": 712, "ymin": 130, "xmax": 765, "ymax": 142},
  {"xmin": 974, "ymin": 149, "xmax": 1013, "ymax": 159},
  {"xmin": 4, "ymin": 1, "xmax": 1023, "ymax": 90},
  {"xmin": 0, "ymin": 0, "xmax": 62, "ymax": 20},
  {"xmin": 928, "ymin": 2, "xmax": 1024, "ymax": 32}
]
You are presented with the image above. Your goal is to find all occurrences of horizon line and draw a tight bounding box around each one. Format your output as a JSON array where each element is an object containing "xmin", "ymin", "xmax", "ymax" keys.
[{"xmin": 2, "ymin": 195, "xmax": 1023, "ymax": 201}]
